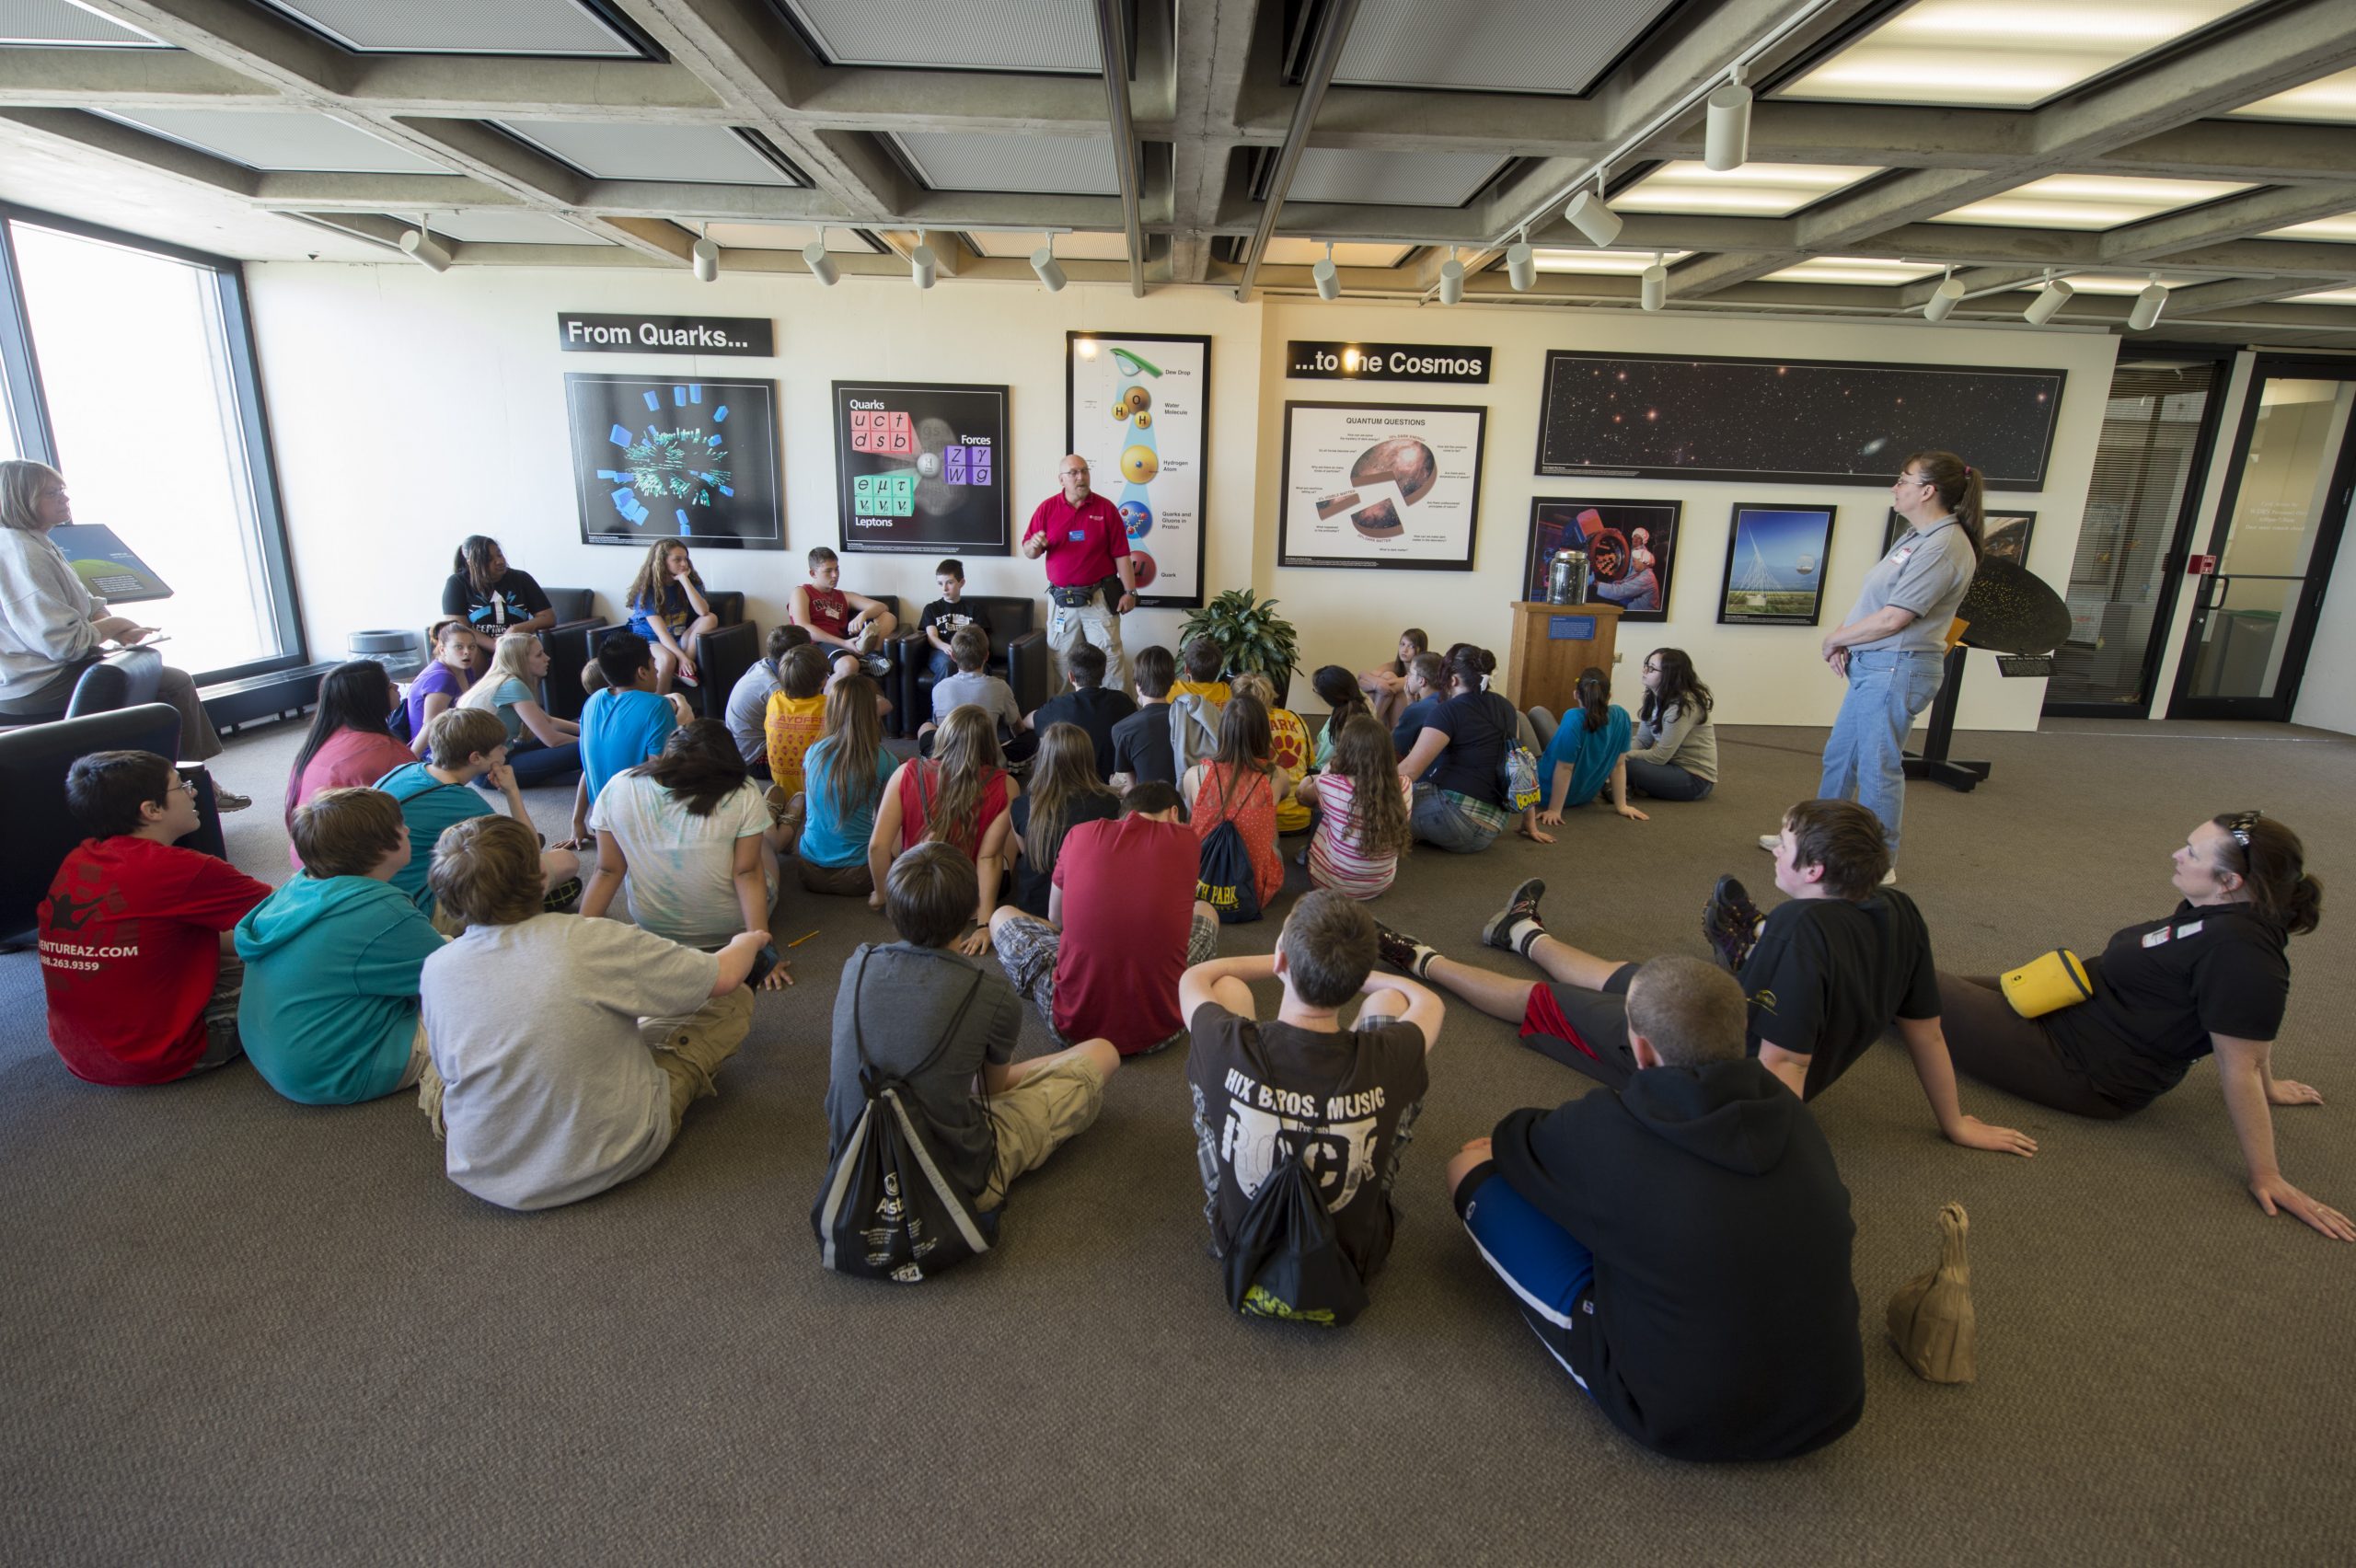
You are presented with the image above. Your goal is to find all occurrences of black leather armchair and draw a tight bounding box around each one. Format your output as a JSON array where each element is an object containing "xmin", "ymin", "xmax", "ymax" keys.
[
  {"xmin": 0, "ymin": 647, "xmax": 165, "ymax": 732},
  {"xmin": 895, "ymin": 595, "xmax": 1049, "ymax": 735},
  {"xmin": 0, "ymin": 700, "xmax": 230, "ymax": 946},
  {"xmin": 537, "ymin": 590, "xmax": 751, "ymax": 721},
  {"xmin": 692, "ymin": 620, "xmax": 760, "ymax": 721}
]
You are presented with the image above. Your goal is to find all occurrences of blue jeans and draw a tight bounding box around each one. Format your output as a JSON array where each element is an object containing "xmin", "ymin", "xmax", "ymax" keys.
[
  {"xmin": 1623, "ymin": 756, "xmax": 1713, "ymax": 801},
  {"xmin": 926, "ymin": 647, "xmax": 954, "ymax": 682},
  {"xmin": 1456, "ymin": 1164, "xmax": 1598, "ymax": 1394},
  {"xmin": 1818, "ymin": 649, "xmax": 1944, "ymax": 866},
  {"xmin": 501, "ymin": 736, "xmax": 582, "ymax": 788},
  {"xmin": 1410, "ymin": 782, "xmax": 1504, "ymax": 854}
]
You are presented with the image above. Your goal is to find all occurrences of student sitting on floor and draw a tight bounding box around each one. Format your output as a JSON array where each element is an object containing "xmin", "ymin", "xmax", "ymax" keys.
[
  {"xmin": 796, "ymin": 674, "xmax": 897, "ymax": 898},
  {"xmin": 1007, "ymin": 721, "xmax": 1119, "ymax": 919},
  {"xmin": 1029, "ymin": 641, "xmax": 1135, "ymax": 779},
  {"xmin": 763, "ymin": 644, "xmax": 831, "ymax": 804},
  {"xmin": 866, "ymin": 704, "xmax": 1020, "ymax": 953},
  {"xmin": 37, "ymin": 749, "xmax": 272, "ymax": 1086},
  {"xmin": 826, "ymin": 841, "xmax": 1118, "ymax": 1216},
  {"xmin": 1109, "ymin": 643, "xmax": 1180, "ymax": 790},
  {"xmin": 1169, "ymin": 635, "xmax": 1231, "ymax": 705},
  {"xmin": 1296, "ymin": 715, "xmax": 1414, "ymax": 901},
  {"xmin": 581, "ymin": 720, "xmax": 791, "ymax": 993},
  {"xmin": 1446, "ymin": 954, "xmax": 1865, "ymax": 1463},
  {"xmin": 235, "ymin": 787, "xmax": 445, "ymax": 1105},
  {"xmin": 622, "ymin": 538, "xmax": 719, "ymax": 694},
  {"xmin": 376, "ymin": 707, "xmax": 581, "ymax": 915},
  {"xmin": 406, "ymin": 618, "xmax": 481, "ymax": 756},
  {"xmin": 1230, "ymin": 672, "xmax": 1313, "ymax": 836},
  {"xmin": 1523, "ymin": 666, "xmax": 1644, "ymax": 845},
  {"xmin": 1310, "ymin": 663, "xmax": 1372, "ymax": 773},
  {"xmin": 1389, "ymin": 651, "xmax": 1446, "ymax": 760},
  {"xmin": 1373, "ymin": 799, "xmax": 2037, "ymax": 1159},
  {"xmin": 991, "ymin": 780, "xmax": 1220, "ymax": 1056},
  {"xmin": 921, "ymin": 625, "xmax": 1032, "ymax": 762},
  {"xmin": 571, "ymin": 631, "xmax": 693, "ymax": 845},
  {"xmin": 1623, "ymin": 647, "xmax": 1718, "ymax": 801},
  {"xmin": 1395, "ymin": 646, "xmax": 1527, "ymax": 855},
  {"xmin": 1182, "ymin": 692, "xmax": 1294, "ymax": 917},
  {"xmin": 416, "ymin": 814, "xmax": 765, "ymax": 1213},
  {"xmin": 722, "ymin": 625, "xmax": 808, "ymax": 778},
  {"xmin": 286, "ymin": 659, "xmax": 419, "ymax": 846},
  {"xmin": 1180, "ymin": 891, "xmax": 1444, "ymax": 1317}
]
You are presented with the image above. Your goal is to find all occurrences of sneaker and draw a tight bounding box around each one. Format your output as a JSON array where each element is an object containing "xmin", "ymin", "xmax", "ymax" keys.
[
  {"xmin": 1481, "ymin": 878, "xmax": 1546, "ymax": 951},
  {"xmin": 856, "ymin": 623, "xmax": 884, "ymax": 654},
  {"xmin": 541, "ymin": 876, "xmax": 583, "ymax": 914},
  {"xmin": 1703, "ymin": 874, "xmax": 1765, "ymax": 972},
  {"xmin": 1757, "ymin": 832, "xmax": 1781, "ymax": 852},
  {"xmin": 860, "ymin": 652, "xmax": 893, "ymax": 681},
  {"xmin": 213, "ymin": 786, "xmax": 254, "ymax": 813},
  {"xmin": 1373, "ymin": 921, "xmax": 1426, "ymax": 976},
  {"xmin": 675, "ymin": 669, "xmax": 700, "ymax": 689},
  {"xmin": 1880, "ymin": 867, "xmax": 1898, "ymax": 886}
]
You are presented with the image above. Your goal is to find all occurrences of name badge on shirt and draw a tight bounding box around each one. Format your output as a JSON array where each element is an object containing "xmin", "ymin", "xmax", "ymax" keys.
[
  {"xmin": 2176, "ymin": 919, "xmax": 2204, "ymax": 940},
  {"xmin": 2141, "ymin": 927, "xmax": 2172, "ymax": 949},
  {"xmin": 1068, "ymin": 528, "xmax": 1088, "ymax": 542},
  {"xmin": 1892, "ymin": 546, "xmax": 1917, "ymax": 565}
]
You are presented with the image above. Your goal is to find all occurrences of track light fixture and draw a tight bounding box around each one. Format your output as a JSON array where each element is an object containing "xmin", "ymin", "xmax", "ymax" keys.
[
  {"xmin": 910, "ymin": 239, "xmax": 937, "ymax": 290},
  {"xmin": 2024, "ymin": 271, "xmax": 2073, "ymax": 326},
  {"xmin": 1640, "ymin": 254, "xmax": 1667, "ymax": 312},
  {"xmin": 803, "ymin": 231, "xmax": 839, "ymax": 287},
  {"xmin": 1033, "ymin": 235, "xmax": 1068, "ymax": 293},
  {"xmin": 2129, "ymin": 275, "xmax": 2167, "ymax": 332},
  {"xmin": 398, "ymin": 215, "xmax": 450, "ymax": 273},
  {"xmin": 691, "ymin": 229, "xmax": 719, "ymax": 283},
  {"xmin": 1313, "ymin": 240, "xmax": 1340, "ymax": 301},
  {"xmin": 1507, "ymin": 233, "xmax": 1535, "ymax": 293},
  {"xmin": 1704, "ymin": 67, "xmax": 1752, "ymax": 172},
  {"xmin": 1923, "ymin": 266, "xmax": 1966, "ymax": 323},
  {"xmin": 1564, "ymin": 171, "xmax": 1623, "ymax": 248},
  {"xmin": 1438, "ymin": 249, "xmax": 1464, "ymax": 306}
]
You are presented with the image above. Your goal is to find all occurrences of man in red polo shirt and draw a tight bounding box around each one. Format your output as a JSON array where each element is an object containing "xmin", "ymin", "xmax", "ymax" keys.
[{"xmin": 1022, "ymin": 454, "xmax": 1138, "ymax": 690}]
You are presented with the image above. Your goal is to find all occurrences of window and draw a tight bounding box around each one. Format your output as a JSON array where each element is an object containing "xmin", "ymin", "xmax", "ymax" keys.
[{"xmin": 2, "ymin": 211, "xmax": 301, "ymax": 682}]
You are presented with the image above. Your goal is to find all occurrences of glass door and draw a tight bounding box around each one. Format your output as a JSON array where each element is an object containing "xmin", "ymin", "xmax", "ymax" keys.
[{"xmin": 2170, "ymin": 363, "xmax": 2356, "ymax": 721}]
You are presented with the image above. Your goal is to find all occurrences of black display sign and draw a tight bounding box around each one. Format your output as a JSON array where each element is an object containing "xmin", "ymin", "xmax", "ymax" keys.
[
  {"xmin": 1287, "ymin": 340, "xmax": 1491, "ymax": 384},
  {"xmin": 558, "ymin": 313, "xmax": 773, "ymax": 356}
]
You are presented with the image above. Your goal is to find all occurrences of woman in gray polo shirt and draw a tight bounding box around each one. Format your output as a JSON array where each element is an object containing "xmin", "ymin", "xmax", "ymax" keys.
[{"xmin": 1764, "ymin": 451, "xmax": 1981, "ymax": 879}]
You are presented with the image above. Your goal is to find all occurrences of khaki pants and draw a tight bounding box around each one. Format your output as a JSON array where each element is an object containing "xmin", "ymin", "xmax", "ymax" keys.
[
  {"xmin": 418, "ymin": 987, "xmax": 755, "ymax": 1140},
  {"xmin": 976, "ymin": 1055, "xmax": 1109, "ymax": 1212}
]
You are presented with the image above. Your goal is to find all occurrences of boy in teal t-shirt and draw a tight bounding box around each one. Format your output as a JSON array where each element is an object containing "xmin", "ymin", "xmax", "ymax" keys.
[
  {"xmin": 375, "ymin": 707, "xmax": 575, "ymax": 911},
  {"xmin": 236, "ymin": 787, "xmax": 445, "ymax": 1104}
]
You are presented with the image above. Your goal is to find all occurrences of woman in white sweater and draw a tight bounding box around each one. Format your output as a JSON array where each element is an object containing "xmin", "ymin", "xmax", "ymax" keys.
[{"xmin": 0, "ymin": 461, "xmax": 237, "ymax": 796}]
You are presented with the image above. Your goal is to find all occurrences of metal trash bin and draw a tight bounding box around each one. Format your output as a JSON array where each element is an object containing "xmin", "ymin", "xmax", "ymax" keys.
[{"xmin": 349, "ymin": 629, "xmax": 427, "ymax": 680}]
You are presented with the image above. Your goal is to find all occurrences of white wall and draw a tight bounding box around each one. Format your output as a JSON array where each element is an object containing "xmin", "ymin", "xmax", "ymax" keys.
[
  {"xmin": 2291, "ymin": 494, "xmax": 2356, "ymax": 734},
  {"xmin": 246, "ymin": 260, "xmax": 2119, "ymax": 730}
]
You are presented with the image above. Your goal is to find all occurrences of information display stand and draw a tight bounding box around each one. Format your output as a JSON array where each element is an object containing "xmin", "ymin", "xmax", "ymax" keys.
[{"xmin": 1504, "ymin": 601, "xmax": 1621, "ymax": 722}]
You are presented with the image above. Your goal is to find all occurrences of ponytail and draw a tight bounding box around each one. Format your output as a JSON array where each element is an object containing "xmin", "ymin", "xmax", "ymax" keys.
[
  {"xmin": 1907, "ymin": 450, "xmax": 1985, "ymax": 561},
  {"xmin": 1575, "ymin": 665, "xmax": 1611, "ymax": 733},
  {"xmin": 2216, "ymin": 813, "xmax": 2323, "ymax": 936}
]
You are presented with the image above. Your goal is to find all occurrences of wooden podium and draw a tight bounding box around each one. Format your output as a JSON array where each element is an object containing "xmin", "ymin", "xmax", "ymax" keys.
[{"xmin": 1504, "ymin": 601, "xmax": 1623, "ymax": 719}]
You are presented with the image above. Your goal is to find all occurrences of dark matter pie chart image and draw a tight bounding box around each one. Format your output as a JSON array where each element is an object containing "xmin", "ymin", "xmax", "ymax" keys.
[
  {"xmin": 1350, "ymin": 501, "xmax": 1403, "ymax": 538},
  {"xmin": 1351, "ymin": 437, "xmax": 1438, "ymax": 507}
]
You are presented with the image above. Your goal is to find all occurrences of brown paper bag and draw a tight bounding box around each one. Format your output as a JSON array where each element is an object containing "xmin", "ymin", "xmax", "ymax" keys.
[{"xmin": 1886, "ymin": 1203, "xmax": 1975, "ymax": 1383}]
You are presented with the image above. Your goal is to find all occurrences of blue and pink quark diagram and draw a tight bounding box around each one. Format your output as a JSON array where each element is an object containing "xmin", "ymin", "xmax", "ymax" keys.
[{"xmin": 597, "ymin": 384, "xmax": 734, "ymax": 531}]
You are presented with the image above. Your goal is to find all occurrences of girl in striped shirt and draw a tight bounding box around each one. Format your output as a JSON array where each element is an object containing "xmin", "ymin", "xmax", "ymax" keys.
[{"xmin": 1298, "ymin": 715, "xmax": 1414, "ymax": 899}]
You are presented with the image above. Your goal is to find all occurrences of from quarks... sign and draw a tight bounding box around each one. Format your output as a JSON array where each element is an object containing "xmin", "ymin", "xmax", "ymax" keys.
[{"xmin": 558, "ymin": 313, "xmax": 774, "ymax": 356}]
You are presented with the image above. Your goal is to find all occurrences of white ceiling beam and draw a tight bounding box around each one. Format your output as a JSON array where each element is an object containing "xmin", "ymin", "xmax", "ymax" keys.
[{"xmin": 2101, "ymin": 184, "xmax": 2356, "ymax": 264}]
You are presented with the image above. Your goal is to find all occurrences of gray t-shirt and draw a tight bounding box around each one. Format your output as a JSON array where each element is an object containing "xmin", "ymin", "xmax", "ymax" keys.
[
  {"xmin": 723, "ymin": 658, "xmax": 780, "ymax": 766},
  {"xmin": 931, "ymin": 669, "xmax": 1024, "ymax": 733},
  {"xmin": 1845, "ymin": 519, "xmax": 1976, "ymax": 653},
  {"xmin": 825, "ymin": 941, "xmax": 1022, "ymax": 1202},
  {"xmin": 422, "ymin": 913, "xmax": 719, "ymax": 1211}
]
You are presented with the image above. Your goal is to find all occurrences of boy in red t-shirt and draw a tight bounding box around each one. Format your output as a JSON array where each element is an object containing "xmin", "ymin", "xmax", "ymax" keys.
[
  {"xmin": 987, "ymin": 780, "xmax": 1219, "ymax": 1055},
  {"xmin": 791, "ymin": 547, "xmax": 897, "ymax": 680},
  {"xmin": 39, "ymin": 750, "xmax": 272, "ymax": 1085}
]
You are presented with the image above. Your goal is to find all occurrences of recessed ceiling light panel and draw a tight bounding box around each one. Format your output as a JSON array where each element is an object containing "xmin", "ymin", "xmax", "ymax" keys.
[
  {"xmin": 1928, "ymin": 173, "xmax": 2252, "ymax": 231},
  {"xmin": 5, "ymin": 0, "xmax": 166, "ymax": 47},
  {"xmin": 1287, "ymin": 149, "xmax": 1512, "ymax": 210},
  {"xmin": 892, "ymin": 132, "xmax": 1118, "ymax": 196},
  {"xmin": 780, "ymin": 0, "xmax": 1098, "ymax": 72},
  {"xmin": 2229, "ymin": 65, "xmax": 2356, "ymax": 123},
  {"xmin": 1530, "ymin": 248, "xmax": 1694, "ymax": 274},
  {"xmin": 259, "ymin": 0, "xmax": 641, "ymax": 56},
  {"xmin": 1612, "ymin": 162, "xmax": 1883, "ymax": 217},
  {"xmin": 1782, "ymin": 0, "xmax": 2250, "ymax": 109},
  {"xmin": 1763, "ymin": 257, "xmax": 1946, "ymax": 285},
  {"xmin": 98, "ymin": 109, "xmax": 450, "ymax": 174},
  {"xmin": 498, "ymin": 121, "xmax": 800, "ymax": 186}
]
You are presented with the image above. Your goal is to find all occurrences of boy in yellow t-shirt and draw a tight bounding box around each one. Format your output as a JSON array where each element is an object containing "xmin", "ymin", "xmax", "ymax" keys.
[
  {"xmin": 1168, "ymin": 636, "xmax": 1233, "ymax": 706},
  {"xmin": 763, "ymin": 645, "xmax": 830, "ymax": 801}
]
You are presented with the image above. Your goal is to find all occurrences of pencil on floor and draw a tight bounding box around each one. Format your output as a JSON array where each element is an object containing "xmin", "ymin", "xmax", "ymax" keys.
[{"xmin": 786, "ymin": 929, "xmax": 820, "ymax": 948}]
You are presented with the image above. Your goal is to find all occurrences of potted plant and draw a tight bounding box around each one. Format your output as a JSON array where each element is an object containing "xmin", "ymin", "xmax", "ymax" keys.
[{"xmin": 1177, "ymin": 588, "xmax": 1300, "ymax": 707}]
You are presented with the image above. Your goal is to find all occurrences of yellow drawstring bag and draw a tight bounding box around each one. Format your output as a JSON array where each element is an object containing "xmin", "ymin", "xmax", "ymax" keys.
[{"xmin": 2000, "ymin": 949, "xmax": 2091, "ymax": 1018}]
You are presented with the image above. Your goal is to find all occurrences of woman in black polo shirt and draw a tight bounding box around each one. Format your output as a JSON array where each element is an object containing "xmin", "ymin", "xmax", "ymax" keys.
[
  {"xmin": 1937, "ymin": 813, "xmax": 2348, "ymax": 1240},
  {"xmin": 1393, "ymin": 645, "xmax": 1526, "ymax": 854}
]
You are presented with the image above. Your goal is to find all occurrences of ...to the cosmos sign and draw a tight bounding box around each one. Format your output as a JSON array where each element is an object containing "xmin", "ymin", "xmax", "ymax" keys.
[
  {"xmin": 558, "ymin": 313, "xmax": 774, "ymax": 356},
  {"xmin": 1288, "ymin": 340, "xmax": 1492, "ymax": 384}
]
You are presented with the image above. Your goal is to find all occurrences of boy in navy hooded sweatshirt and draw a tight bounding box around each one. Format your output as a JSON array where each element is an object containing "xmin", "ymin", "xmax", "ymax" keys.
[
  {"xmin": 1446, "ymin": 954, "xmax": 1865, "ymax": 1463},
  {"xmin": 235, "ymin": 787, "xmax": 445, "ymax": 1104}
]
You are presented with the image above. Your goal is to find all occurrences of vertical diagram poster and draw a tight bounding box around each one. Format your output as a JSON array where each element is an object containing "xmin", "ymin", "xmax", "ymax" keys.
[
  {"xmin": 1067, "ymin": 332, "xmax": 1209, "ymax": 608},
  {"xmin": 1277, "ymin": 401, "xmax": 1486, "ymax": 571},
  {"xmin": 832, "ymin": 381, "xmax": 1011, "ymax": 554},
  {"xmin": 565, "ymin": 374, "xmax": 783, "ymax": 549}
]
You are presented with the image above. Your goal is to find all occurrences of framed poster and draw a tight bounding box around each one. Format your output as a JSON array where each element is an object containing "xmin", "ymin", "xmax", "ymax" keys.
[
  {"xmin": 1535, "ymin": 351, "xmax": 2065, "ymax": 489},
  {"xmin": 1278, "ymin": 401, "xmax": 1486, "ymax": 571},
  {"xmin": 565, "ymin": 374, "xmax": 782, "ymax": 549},
  {"xmin": 1720, "ymin": 504, "xmax": 1839, "ymax": 626},
  {"xmin": 1522, "ymin": 499, "xmax": 1680, "ymax": 621},
  {"xmin": 1067, "ymin": 332, "xmax": 1209, "ymax": 608},
  {"xmin": 1882, "ymin": 507, "xmax": 2035, "ymax": 564},
  {"xmin": 832, "ymin": 381, "xmax": 1011, "ymax": 555}
]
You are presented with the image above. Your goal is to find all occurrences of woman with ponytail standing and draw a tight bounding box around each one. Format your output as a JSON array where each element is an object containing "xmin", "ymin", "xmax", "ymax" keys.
[
  {"xmin": 1766, "ymin": 451, "xmax": 1981, "ymax": 881},
  {"xmin": 1936, "ymin": 813, "xmax": 2349, "ymax": 1241}
]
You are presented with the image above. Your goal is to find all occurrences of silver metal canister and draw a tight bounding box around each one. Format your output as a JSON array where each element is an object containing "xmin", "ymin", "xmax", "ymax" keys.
[{"xmin": 1546, "ymin": 548, "xmax": 1589, "ymax": 605}]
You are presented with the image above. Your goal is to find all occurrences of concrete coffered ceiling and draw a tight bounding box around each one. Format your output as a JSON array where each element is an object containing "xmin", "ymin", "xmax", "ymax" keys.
[{"xmin": 0, "ymin": 0, "xmax": 2351, "ymax": 345}]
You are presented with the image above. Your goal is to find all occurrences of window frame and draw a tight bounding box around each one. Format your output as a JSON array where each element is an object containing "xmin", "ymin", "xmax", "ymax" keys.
[{"xmin": 0, "ymin": 202, "xmax": 307, "ymax": 686}]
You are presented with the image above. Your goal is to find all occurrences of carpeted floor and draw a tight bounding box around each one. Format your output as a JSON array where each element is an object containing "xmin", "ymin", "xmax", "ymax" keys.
[{"xmin": 4, "ymin": 715, "xmax": 2354, "ymax": 1566}]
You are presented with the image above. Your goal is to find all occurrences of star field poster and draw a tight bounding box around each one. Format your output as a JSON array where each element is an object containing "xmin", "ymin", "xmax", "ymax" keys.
[
  {"xmin": 1067, "ymin": 332, "xmax": 1209, "ymax": 608},
  {"xmin": 1535, "ymin": 352, "xmax": 2065, "ymax": 490},
  {"xmin": 1720, "ymin": 504, "xmax": 1839, "ymax": 627},
  {"xmin": 1278, "ymin": 401, "xmax": 1486, "ymax": 571},
  {"xmin": 833, "ymin": 381, "xmax": 1011, "ymax": 555},
  {"xmin": 1523, "ymin": 500, "xmax": 1680, "ymax": 622},
  {"xmin": 565, "ymin": 374, "xmax": 783, "ymax": 549}
]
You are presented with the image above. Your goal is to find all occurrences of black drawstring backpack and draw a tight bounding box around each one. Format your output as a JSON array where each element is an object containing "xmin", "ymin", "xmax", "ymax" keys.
[
  {"xmin": 1195, "ymin": 767, "xmax": 1266, "ymax": 925},
  {"xmin": 1219, "ymin": 1027, "xmax": 1369, "ymax": 1327},
  {"xmin": 812, "ymin": 951, "xmax": 999, "ymax": 1282}
]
